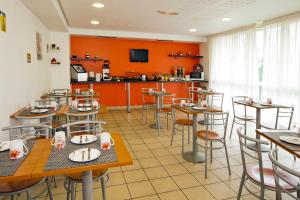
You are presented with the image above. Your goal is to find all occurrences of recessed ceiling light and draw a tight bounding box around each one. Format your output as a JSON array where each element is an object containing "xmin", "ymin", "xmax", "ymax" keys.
[
  {"xmin": 189, "ymin": 28, "xmax": 197, "ymax": 32},
  {"xmin": 222, "ymin": 17, "xmax": 232, "ymax": 22},
  {"xmin": 157, "ymin": 10, "xmax": 179, "ymax": 16},
  {"xmin": 90, "ymin": 20, "xmax": 100, "ymax": 25},
  {"xmin": 92, "ymin": 2, "xmax": 104, "ymax": 8}
]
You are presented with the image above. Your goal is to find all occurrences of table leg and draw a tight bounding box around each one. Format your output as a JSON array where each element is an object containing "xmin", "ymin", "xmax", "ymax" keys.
[
  {"xmin": 149, "ymin": 95, "xmax": 164, "ymax": 131},
  {"xmin": 183, "ymin": 113, "xmax": 205, "ymax": 163},
  {"xmin": 127, "ymin": 82, "xmax": 131, "ymax": 113},
  {"xmin": 247, "ymin": 109, "xmax": 269, "ymax": 152},
  {"xmin": 82, "ymin": 171, "xmax": 93, "ymax": 200}
]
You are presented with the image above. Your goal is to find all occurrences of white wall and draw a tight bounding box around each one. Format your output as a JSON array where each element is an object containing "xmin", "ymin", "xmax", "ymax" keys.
[
  {"xmin": 200, "ymin": 42, "xmax": 209, "ymax": 82},
  {"xmin": 49, "ymin": 32, "xmax": 70, "ymax": 89},
  {"xmin": 0, "ymin": 0, "xmax": 51, "ymax": 130}
]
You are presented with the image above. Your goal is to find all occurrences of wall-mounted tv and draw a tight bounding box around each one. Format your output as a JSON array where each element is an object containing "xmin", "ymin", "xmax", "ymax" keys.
[{"xmin": 130, "ymin": 49, "xmax": 148, "ymax": 62}]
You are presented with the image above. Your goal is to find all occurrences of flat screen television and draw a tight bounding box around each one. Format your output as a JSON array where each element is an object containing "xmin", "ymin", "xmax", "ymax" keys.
[{"xmin": 130, "ymin": 49, "xmax": 148, "ymax": 62}]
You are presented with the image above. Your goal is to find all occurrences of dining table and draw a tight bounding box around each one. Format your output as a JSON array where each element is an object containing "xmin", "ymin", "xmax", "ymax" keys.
[
  {"xmin": 10, "ymin": 105, "xmax": 68, "ymax": 119},
  {"xmin": 234, "ymin": 100, "xmax": 289, "ymax": 151},
  {"xmin": 172, "ymin": 104, "xmax": 222, "ymax": 163},
  {"xmin": 0, "ymin": 133, "xmax": 133, "ymax": 200},
  {"xmin": 256, "ymin": 129, "xmax": 300, "ymax": 158},
  {"xmin": 191, "ymin": 90, "xmax": 222, "ymax": 102},
  {"xmin": 142, "ymin": 91, "xmax": 175, "ymax": 135},
  {"xmin": 41, "ymin": 92, "xmax": 100, "ymax": 105}
]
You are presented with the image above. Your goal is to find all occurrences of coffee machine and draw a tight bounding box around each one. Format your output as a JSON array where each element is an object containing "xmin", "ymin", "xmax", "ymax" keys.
[
  {"xmin": 102, "ymin": 60, "xmax": 111, "ymax": 81},
  {"xmin": 190, "ymin": 64, "xmax": 205, "ymax": 81}
]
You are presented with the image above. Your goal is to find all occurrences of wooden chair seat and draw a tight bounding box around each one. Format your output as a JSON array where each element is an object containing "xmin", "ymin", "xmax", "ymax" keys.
[
  {"xmin": 236, "ymin": 115, "xmax": 256, "ymax": 121},
  {"xmin": 0, "ymin": 178, "xmax": 44, "ymax": 193},
  {"xmin": 159, "ymin": 107, "xmax": 172, "ymax": 113},
  {"xmin": 261, "ymin": 122, "xmax": 288, "ymax": 130},
  {"xmin": 247, "ymin": 166, "xmax": 297, "ymax": 190},
  {"xmin": 176, "ymin": 119, "xmax": 193, "ymax": 126},
  {"xmin": 66, "ymin": 169, "xmax": 107, "ymax": 181},
  {"xmin": 52, "ymin": 121, "xmax": 61, "ymax": 129},
  {"xmin": 197, "ymin": 130, "xmax": 222, "ymax": 140}
]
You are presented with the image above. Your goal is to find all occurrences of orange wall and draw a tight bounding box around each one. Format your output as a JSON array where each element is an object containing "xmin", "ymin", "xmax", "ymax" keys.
[{"xmin": 70, "ymin": 36, "xmax": 201, "ymax": 106}]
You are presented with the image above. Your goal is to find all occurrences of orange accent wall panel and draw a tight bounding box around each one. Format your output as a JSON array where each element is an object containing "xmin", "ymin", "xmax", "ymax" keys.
[{"xmin": 70, "ymin": 36, "xmax": 200, "ymax": 106}]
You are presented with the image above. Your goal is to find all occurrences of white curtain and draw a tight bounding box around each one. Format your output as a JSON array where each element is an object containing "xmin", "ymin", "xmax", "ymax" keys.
[
  {"xmin": 209, "ymin": 28, "xmax": 258, "ymax": 110},
  {"xmin": 261, "ymin": 17, "xmax": 300, "ymax": 120}
]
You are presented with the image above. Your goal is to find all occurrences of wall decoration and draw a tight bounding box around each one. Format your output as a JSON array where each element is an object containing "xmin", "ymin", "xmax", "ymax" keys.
[
  {"xmin": 0, "ymin": 10, "xmax": 6, "ymax": 32},
  {"xmin": 27, "ymin": 53, "xmax": 31, "ymax": 63},
  {"xmin": 36, "ymin": 32, "xmax": 43, "ymax": 60}
]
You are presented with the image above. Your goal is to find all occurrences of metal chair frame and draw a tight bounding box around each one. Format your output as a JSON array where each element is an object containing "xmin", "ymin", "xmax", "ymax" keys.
[
  {"xmin": 237, "ymin": 127, "xmax": 279, "ymax": 200},
  {"xmin": 141, "ymin": 88, "xmax": 157, "ymax": 123},
  {"xmin": 261, "ymin": 106, "xmax": 294, "ymax": 130},
  {"xmin": 197, "ymin": 111, "xmax": 231, "ymax": 178},
  {"xmin": 61, "ymin": 121, "xmax": 107, "ymax": 200},
  {"xmin": 170, "ymin": 98, "xmax": 193, "ymax": 154},
  {"xmin": 230, "ymin": 96, "xmax": 256, "ymax": 139},
  {"xmin": 269, "ymin": 148, "xmax": 300, "ymax": 200},
  {"xmin": 0, "ymin": 124, "xmax": 53, "ymax": 200}
]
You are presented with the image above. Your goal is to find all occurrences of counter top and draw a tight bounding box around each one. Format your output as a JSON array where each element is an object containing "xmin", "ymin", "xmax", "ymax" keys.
[{"xmin": 71, "ymin": 80, "xmax": 209, "ymax": 84}]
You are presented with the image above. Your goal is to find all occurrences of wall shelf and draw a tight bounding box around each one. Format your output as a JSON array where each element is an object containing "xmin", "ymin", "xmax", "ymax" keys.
[
  {"xmin": 168, "ymin": 54, "xmax": 204, "ymax": 59},
  {"xmin": 70, "ymin": 58, "xmax": 103, "ymax": 62}
]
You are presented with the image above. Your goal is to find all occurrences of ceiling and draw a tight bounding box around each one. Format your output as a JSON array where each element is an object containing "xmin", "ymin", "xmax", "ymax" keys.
[{"xmin": 59, "ymin": 0, "xmax": 300, "ymax": 36}]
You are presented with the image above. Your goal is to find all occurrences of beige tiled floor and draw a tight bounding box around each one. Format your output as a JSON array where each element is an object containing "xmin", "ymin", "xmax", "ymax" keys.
[{"xmin": 6, "ymin": 109, "xmax": 300, "ymax": 200}]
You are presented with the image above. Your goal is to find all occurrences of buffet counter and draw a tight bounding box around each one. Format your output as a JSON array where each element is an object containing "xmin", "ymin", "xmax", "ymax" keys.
[{"xmin": 71, "ymin": 80, "xmax": 208, "ymax": 112}]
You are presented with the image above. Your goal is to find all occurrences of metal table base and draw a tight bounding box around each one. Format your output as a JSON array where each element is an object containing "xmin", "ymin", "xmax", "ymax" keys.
[
  {"xmin": 149, "ymin": 123, "xmax": 164, "ymax": 129},
  {"xmin": 82, "ymin": 171, "xmax": 93, "ymax": 200},
  {"xmin": 183, "ymin": 151, "xmax": 205, "ymax": 163}
]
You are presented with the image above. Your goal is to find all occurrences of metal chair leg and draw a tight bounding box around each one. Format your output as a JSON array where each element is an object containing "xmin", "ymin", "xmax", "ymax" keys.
[
  {"xmin": 260, "ymin": 185, "xmax": 264, "ymax": 200},
  {"xmin": 224, "ymin": 141, "xmax": 231, "ymax": 175},
  {"xmin": 229, "ymin": 118, "xmax": 235, "ymax": 139},
  {"xmin": 71, "ymin": 182, "xmax": 76, "ymax": 200},
  {"xmin": 237, "ymin": 171, "xmax": 245, "ymax": 200},
  {"xmin": 46, "ymin": 177, "xmax": 54, "ymax": 200},
  {"xmin": 181, "ymin": 126, "xmax": 184, "ymax": 154},
  {"xmin": 101, "ymin": 177, "xmax": 106, "ymax": 200},
  {"xmin": 205, "ymin": 140, "xmax": 208, "ymax": 178},
  {"xmin": 171, "ymin": 123, "xmax": 176, "ymax": 146},
  {"xmin": 26, "ymin": 191, "xmax": 32, "ymax": 200},
  {"xmin": 210, "ymin": 141, "xmax": 213, "ymax": 163},
  {"xmin": 145, "ymin": 106, "xmax": 148, "ymax": 123},
  {"xmin": 67, "ymin": 180, "xmax": 71, "ymax": 200},
  {"xmin": 10, "ymin": 195, "xmax": 14, "ymax": 200},
  {"xmin": 188, "ymin": 126, "xmax": 190, "ymax": 144}
]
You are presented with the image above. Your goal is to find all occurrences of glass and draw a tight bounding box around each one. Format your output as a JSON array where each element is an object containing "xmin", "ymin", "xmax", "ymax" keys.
[{"xmin": 55, "ymin": 136, "xmax": 66, "ymax": 150}]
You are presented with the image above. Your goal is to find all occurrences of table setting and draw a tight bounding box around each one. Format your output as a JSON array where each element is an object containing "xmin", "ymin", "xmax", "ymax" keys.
[{"xmin": 45, "ymin": 131, "xmax": 117, "ymax": 171}]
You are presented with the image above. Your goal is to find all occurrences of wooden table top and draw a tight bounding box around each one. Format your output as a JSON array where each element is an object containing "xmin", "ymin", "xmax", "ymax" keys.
[
  {"xmin": 142, "ymin": 91, "xmax": 175, "ymax": 97},
  {"xmin": 0, "ymin": 133, "xmax": 133, "ymax": 182},
  {"xmin": 256, "ymin": 129, "xmax": 300, "ymax": 158},
  {"xmin": 172, "ymin": 105, "xmax": 222, "ymax": 115},
  {"xmin": 234, "ymin": 100, "xmax": 289, "ymax": 110},
  {"xmin": 10, "ymin": 105, "xmax": 68, "ymax": 119},
  {"xmin": 191, "ymin": 90, "xmax": 222, "ymax": 95}
]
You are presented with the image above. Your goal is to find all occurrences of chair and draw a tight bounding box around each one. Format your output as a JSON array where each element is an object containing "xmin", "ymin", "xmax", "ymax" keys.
[
  {"xmin": 61, "ymin": 121, "xmax": 108, "ymax": 200},
  {"xmin": 188, "ymin": 87, "xmax": 205, "ymax": 103},
  {"xmin": 158, "ymin": 93, "xmax": 176, "ymax": 129},
  {"xmin": 141, "ymin": 88, "xmax": 157, "ymax": 123},
  {"xmin": 229, "ymin": 96, "xmax": 256, "ymax": 139},
  {"xmin": 261, "ymin": 106, "xmax": 294, "ymax": 130},
  {"xmin": 236, "ymin": 127, "xmax": 298, "ymax": 199},
  {"xmin": 208, "ymin": 93, "xmax": 224, "ymax": 110},
  {"xmin": 269, "ymin": 148, "xmax": 300, "ymax": 200},
  {"xmin": 197, "ymin": 111, "xmax": 231, "ymax": 178},
  {"xmin": 0, "ymin": 125, "xmax": 53, "ymax": 200},
  {"xmin": 170, "ymin": 98, "xmax": 193, "ymax": 154}
]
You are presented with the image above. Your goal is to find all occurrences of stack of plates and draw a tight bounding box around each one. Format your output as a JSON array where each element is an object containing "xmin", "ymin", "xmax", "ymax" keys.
[
  {"xmin": 78, "ymin": 103, "xmax": 92, "ymax": 107},
  {"xmin": 77, "ymin": 107, "xmax": 92, "ymax": 112},
  {"xmin": 36, "ymin": 105, "xmax": 51, "ymax": 109},
  {"xmin": 31, "ymin": 109, "xmax": 49, "ymax": 114}
]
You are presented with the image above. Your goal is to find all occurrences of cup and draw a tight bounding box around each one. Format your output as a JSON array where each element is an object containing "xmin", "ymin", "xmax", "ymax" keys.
[
  {"xmin": 92, "ymin": 100, "xmax": 99, "ymax": 109},
  {"xmin": 141, "ymin": 75, "xmax": 146, "ymax": 81},
  {"xmin": 201, "ymin": 100, "xmax": 207, "ymax": 108},
  {"xmin": 10, "ymin": 139, "xmax": 28, "ymax": 159},
  {"xmin": 75, "ymin": 89, "xmax": 80, "ymax": 94},
  {"xmin": 100, "ymin": 132, "xmax": 114, "ymax": 150},
  {"xmin": 180, "ymin": 100, "xmax": 186, "ymax": 106},
  {"xmin": 50, "ymin": 101, "xmax": 58, "ymax": 110},
  {"xmin": 71, "ymin": 100, "xmax": 78, "ymax": 109},
  {"xmin": 162, "ymin": 88, "xmax": 166, "ymax": 93},
  {"xmin": 51, "ymin": 131, "xmax": 66, "ymax": 150},
  {"xmin": 185, "ymin": 75, "xmax": 190, "ymax": 80},
  {"xmin": 248, "ymin": 97, "xmax": 254, "ymax": 104},
  {"xmin": 148, "ymin": 88, "xmax": 154, "ymax": 93},
  {"xmin": 267, "ymin": 98, "xmax": 272, "ymax": 104}
]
